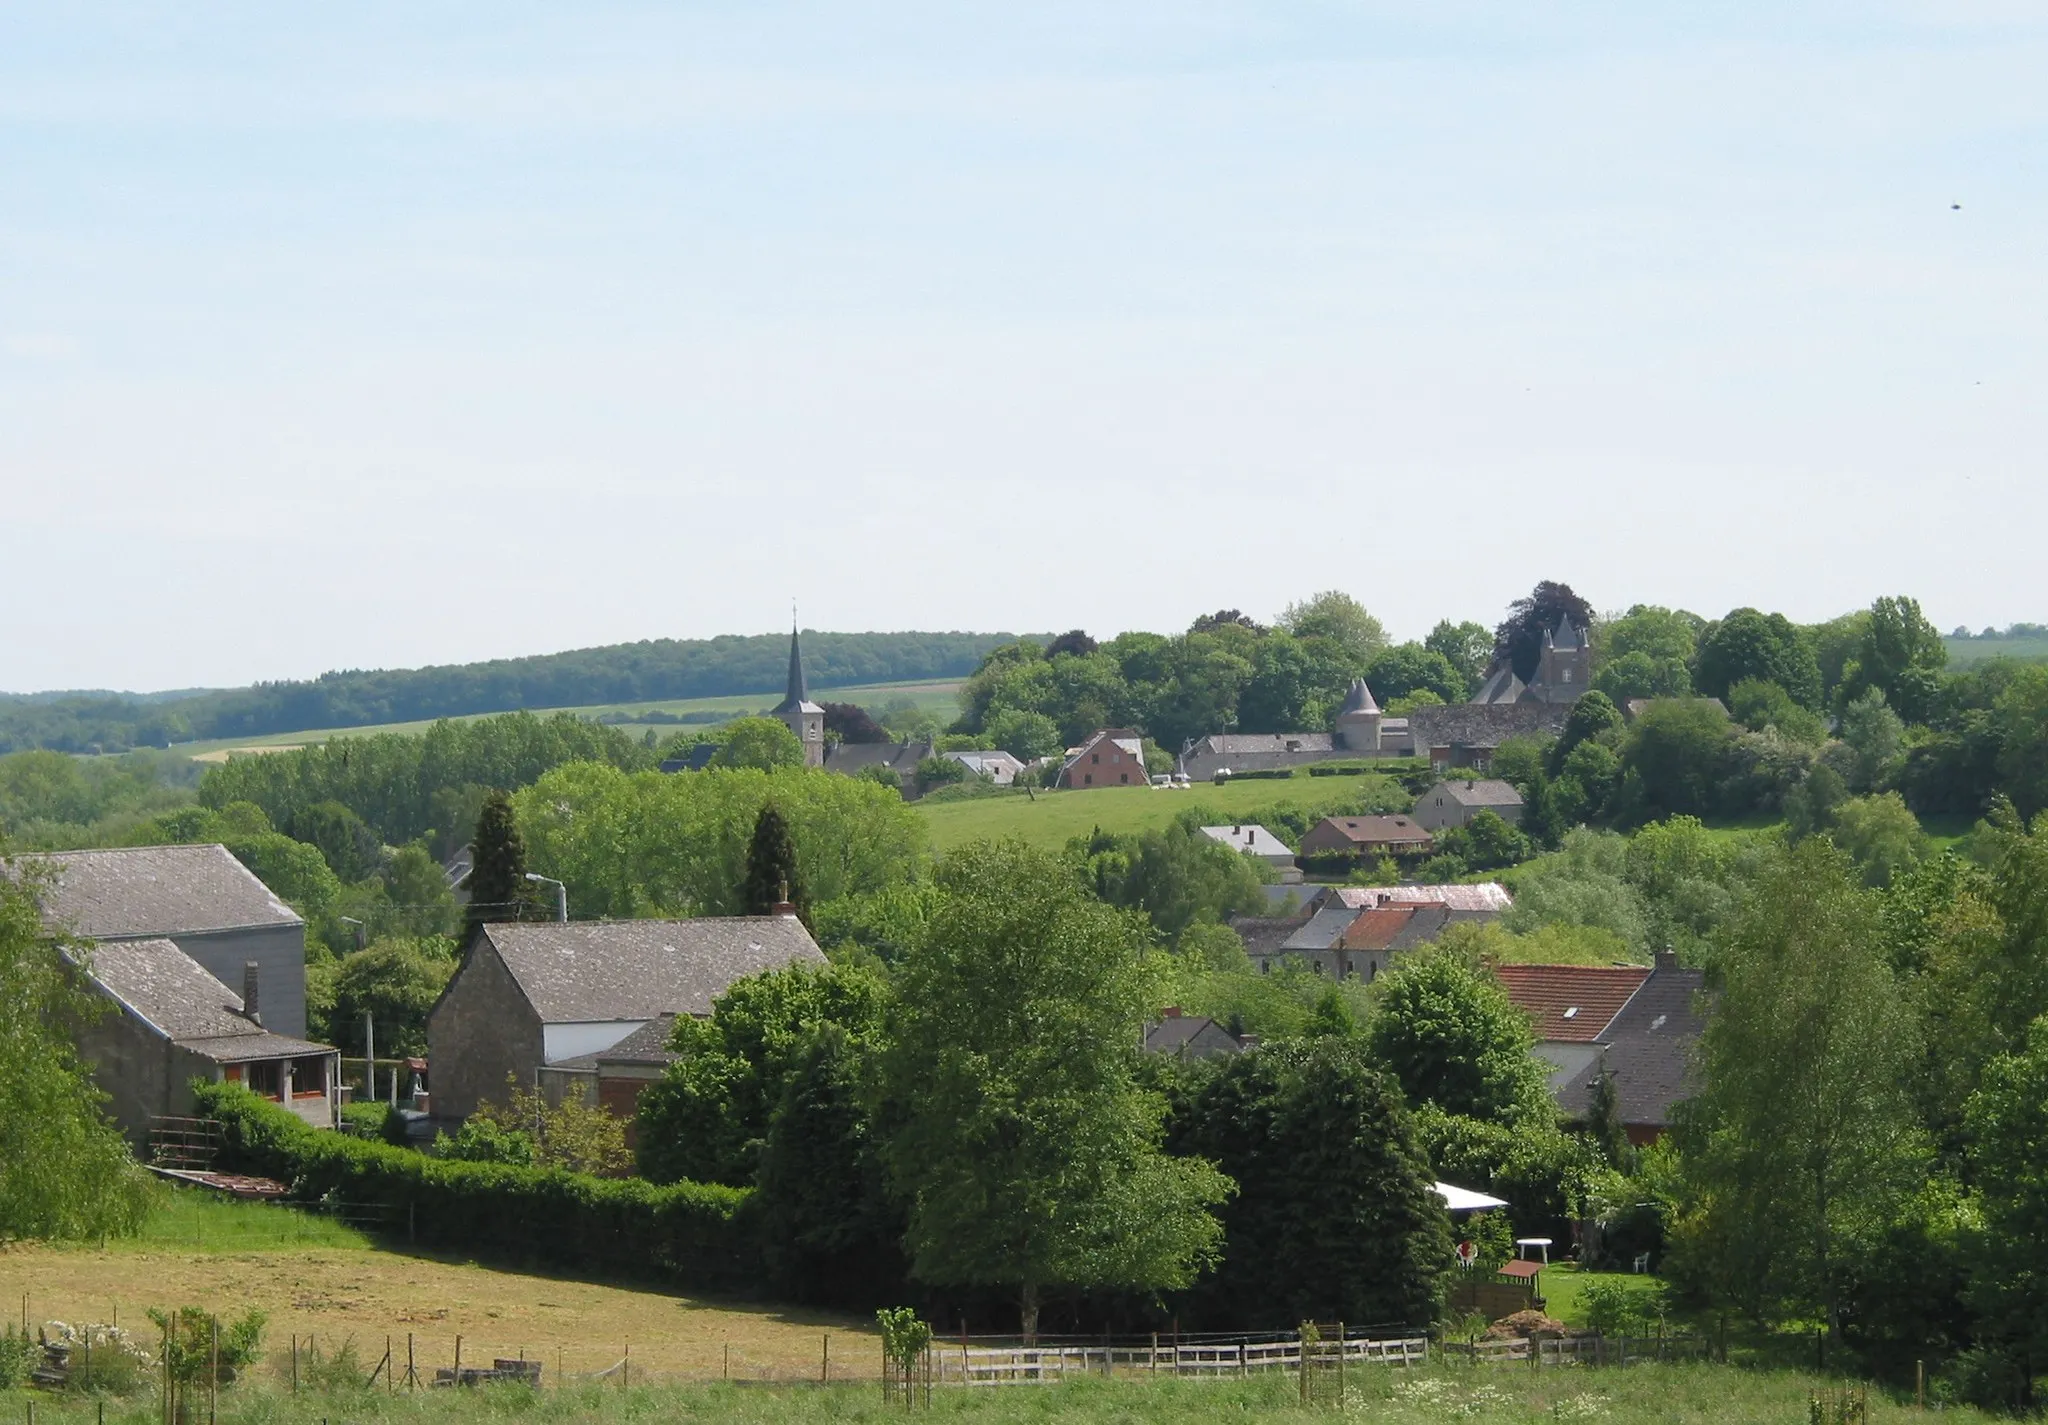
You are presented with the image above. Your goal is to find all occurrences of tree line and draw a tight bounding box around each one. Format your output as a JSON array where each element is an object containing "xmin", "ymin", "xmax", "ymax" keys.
[{"xmin": 0, "ymin": 629, "xmax": 1015, "ymax": 754}]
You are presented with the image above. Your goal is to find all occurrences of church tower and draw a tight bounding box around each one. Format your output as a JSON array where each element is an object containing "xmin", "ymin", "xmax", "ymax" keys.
[
  {"xmin": 1536, "ymin": 615, "xmax": 1591, "ymax": 702},
  {"xmin": 772, "ymin": 623, "xmax": 826, "ymax": 768}
]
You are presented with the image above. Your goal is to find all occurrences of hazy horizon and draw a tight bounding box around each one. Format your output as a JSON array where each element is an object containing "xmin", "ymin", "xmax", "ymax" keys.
[{"xmin": 6, "ymin": 4, "xmax": 2044, "ymax": 692}]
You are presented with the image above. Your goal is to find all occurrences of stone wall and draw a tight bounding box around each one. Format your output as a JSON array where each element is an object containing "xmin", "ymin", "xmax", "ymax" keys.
[{"xmin": 426, "ymin": 939, "xmax": 543, "ymax": 1124}]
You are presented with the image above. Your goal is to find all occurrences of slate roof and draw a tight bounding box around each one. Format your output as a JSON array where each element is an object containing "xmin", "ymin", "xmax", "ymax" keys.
[
  {"xmin": 1143, "ymin": 1013, "xmax": 1247, "ymax": 1059},
  {"xmin": 1409, "ymin": 702, "xmax": 1571, "ymax": 748},
  {"xmin": 76, "ymin": 937, "xmax": 329, "ymax": 1061},
  {"xmin": 772, "ymin": 625, "xmax": 822, "ymax": 715},
  {"xmin": 1494, "ymin": 964, "xmax": 1652, "ymax": 1043},
  {"xmin": 478, "ymin": 916, "xmax": 826, "ymax": 1023},
  {"xmin": 1557, "ymin": 964, "xmax": 1707, "ymax": 1128},
  {"xmin": 825, "ymin": 739, "xmax": 933, "ymax": 776},
  {"xmin": 1199, "ymin": 825, "xmax": 1295, "ymax": 858},
  {"xmin": 1281, "ymin": 903, "xmax": 1365, "ymax": 951},
  {"xmin": 1333, "ymin": 883, "xmax": 1515, "ymax": 913},
  {"xmin": 1230, "ymin": 914, "xmax": 1316, "ymax": 959},
  {"xmin": 659, "ymin": 744, "xmax": 721, "ymax": 773},
  {"xmin": 1338, "ymin": 679, "xmax": 1381, "ymax": 716},
  {"xmin": 1193, "ymin": 733, "xmax": 1336, "ymax": 756},
  {"xmin": 26, "ymin": 845, "xmax": 302, "ymax": 939},
  {"xmin": 1430, "ymin": 779, "xmax": 1525, "ymax": 808},
  {"xmin": 1307, "ymin": 815, "xmax": 1433, "ymax": 847}
]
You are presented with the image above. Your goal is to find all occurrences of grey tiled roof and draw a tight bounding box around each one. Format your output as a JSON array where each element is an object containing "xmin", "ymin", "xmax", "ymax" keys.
[
  {"xmin": 1144, "ymin": 1015, "xmax": 1246, "ymax": 1058},
  {"xmin": 1194, "ymin": 733, "xmax": 1336, "ymax": 756},
  {"xmin": 26, "ymin": 844, "xmax": 302, "ymax": 938},
  {"xmin": 481, "ymin": 916, "xmax": 826, "ymax": 1023},
  {"xmin": 1281, "ymin": 903, "xmax": 1364, "ymax": 951},
  {"xmin": 1408, "ymin": 703, "xmax": 1570, "ymax": 748},
  {"xmin": 824, "ymin": 739, "xmax": 933, "ymax": 775},
  {"xmin": 1229, "ymin": 914, "xmax": 1314, "ymax": 959},
  {"xmin": 77, "ymin": 937, "xmax": 329, "ymax": 1061},
  {"xmin": 1558, "ymin": 965, "xmax": 1707, "ymax": 1128},
  {"xmin": 1433, "ymin": 779, "xmax": 1525, "ymax": 808}
]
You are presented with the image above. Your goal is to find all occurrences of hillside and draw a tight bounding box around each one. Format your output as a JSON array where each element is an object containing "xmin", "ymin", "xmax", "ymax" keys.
[{"xmin": 0, "ymin": 631, "xmax": 1012, "ymax": 756}]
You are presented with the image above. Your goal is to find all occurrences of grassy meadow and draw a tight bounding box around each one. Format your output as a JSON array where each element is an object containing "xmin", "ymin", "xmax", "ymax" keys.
[
  {"xmin": 1, "ymin": 1193, "xmax": 871, "ymax": 1381},
  {"xmin": 914, "ymin": 773, "xmax": 1409, "ymax": 854},
  {"xmin": 0, "ymin": 1360, "xmax": 1975, "ymax": 1425},
  {"xmin": 177, "ymin": 681, "xmax": 965, "ymax": 763}
]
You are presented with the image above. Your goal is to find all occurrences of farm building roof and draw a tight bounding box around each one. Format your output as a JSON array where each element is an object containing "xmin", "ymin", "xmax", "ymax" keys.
[
  {"xmin": 1308, "ymin": 815, "xmax": 1433, "ymax": 846},
  {"xmin": 1334, "ymin": 883, "xmax": 1515, "ymax": 913},
  {"xmin": 477, "ymin": 916, "xmax": 826, "ymax": 1024},
  {"xmin": 1407, "ymin": 703, "xmax": 1571, "ymax": 749},
  {"xmin": 1199, "ymin": 824, "xmax": 1294, "ymax": 858},
  {"xmin": 1338, "ymin": 904, "xmax": 1453, "ymax": 951},
  {"xmin": 74, "ymin": 937, "xmax": 329, "ymax": 1061},
  {"xmin": 25, "ymin": 844, "xmax": 302, "ymax": 939},
  {"xmin": 1280, "ymin": 903, "xmax": 1365, "ymax": 952},
  {"xmin": 1494, "ymin": 964, "xmax": 1652, "ymax": 1043}
]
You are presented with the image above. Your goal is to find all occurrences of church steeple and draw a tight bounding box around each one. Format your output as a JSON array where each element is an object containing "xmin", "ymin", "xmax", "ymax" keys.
[
  {"xmin": 770, "ymin": 615, "xmax": 826, "ymax": 767},
  {"xmin": 773, "ymin": 621, "xmax": 809, "ymax": 714}
]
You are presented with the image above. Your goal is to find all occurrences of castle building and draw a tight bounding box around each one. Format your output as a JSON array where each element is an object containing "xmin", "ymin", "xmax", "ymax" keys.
[
  {"xmin": 772, "ymin": 625, "xmax": 826, "ymax": 768},
  {"xmin": 1470, "ymin": 615, "xmax": 1592, "ymax": 706}
]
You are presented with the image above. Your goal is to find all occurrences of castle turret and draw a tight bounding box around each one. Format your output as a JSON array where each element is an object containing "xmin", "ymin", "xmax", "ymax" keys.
[
  {"xmin": 1334, "ymin": 678, "xmax": 1383, "ymax": 753},
  {"xmin": 771, "ymin": 623, "xmax": 826, "ymax": 767}
]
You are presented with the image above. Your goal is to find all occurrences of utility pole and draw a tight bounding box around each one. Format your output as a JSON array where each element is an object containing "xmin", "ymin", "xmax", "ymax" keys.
[{"xmin": 364, "ymin": 1013, "xmax": 375, "ymax": 1102}]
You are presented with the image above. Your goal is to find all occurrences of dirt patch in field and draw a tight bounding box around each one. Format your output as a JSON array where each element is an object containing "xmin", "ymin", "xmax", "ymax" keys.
[
  {"xmin": 0, "ymin": 1242, "xmax": 874, "ymax": 1383},
  {"xmin": 189, "ymin": 745, "xmax": 306, "ymax": 763}
]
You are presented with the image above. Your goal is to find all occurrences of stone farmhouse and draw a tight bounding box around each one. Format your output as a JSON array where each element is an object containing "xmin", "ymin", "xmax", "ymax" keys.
[
  {"xmin": 70, "ymin": 937, "xmax": 338, "ymax": 1147},
  {"xmin": 426, "ymin": 911, "xmax": 826, "ymax": 1125},
  {"xmin": 1412, "ymin": 778, "xmax": 1526, "ymax": 831},
  {"xmin": 27, "ymin": 843, "xmax": 313, "ymax": 1039},
  {"xmin": 1229, "ymin": 882, "xmax": 1511, "ymax": 979}
]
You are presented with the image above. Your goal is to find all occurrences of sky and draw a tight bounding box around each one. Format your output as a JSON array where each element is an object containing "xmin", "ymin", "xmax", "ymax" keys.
[{"xmin": 2, "ymin": 3, "xmax": 2043, "ymax": 693}]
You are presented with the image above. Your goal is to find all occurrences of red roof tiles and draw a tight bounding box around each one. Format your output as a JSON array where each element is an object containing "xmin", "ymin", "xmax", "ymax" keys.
[{"xmin": 1493, "ymin": 964, "xmax": 1652, "ymax": 1043}]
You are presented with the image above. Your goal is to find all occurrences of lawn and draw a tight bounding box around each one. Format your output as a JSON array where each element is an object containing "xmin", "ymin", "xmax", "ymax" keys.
[
  {"xmin": 1537, "ymin": 1264, "xmax": 1668, "ymax": 1329},
  {"xmin": 177, "ymin": 681, "xmax": 964, "ymax": 763},
  {"xmin": 0, "ymin": 1191, "xmax": 872, "ymax": 1381},
  {"xmin": 0, "ymin": 1362, "xmax": 1975, "ymax": 1424},
  {"xmin": 915, "ymin": 773, "xmax": 1408, "ymax": 853}
]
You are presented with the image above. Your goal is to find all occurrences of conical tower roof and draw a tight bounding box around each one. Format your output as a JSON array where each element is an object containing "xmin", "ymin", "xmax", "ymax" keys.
[
  {"xmin": 1550, "ymin": 613, "xmax": 1583, "ymax": 651},
  {"xmin": 1338, "ymin": 678, "xmax": 1380, "ymax": 716},
  {"xmin": 772, "ymin": 623, "xmax": 819, "ymax": 714}
]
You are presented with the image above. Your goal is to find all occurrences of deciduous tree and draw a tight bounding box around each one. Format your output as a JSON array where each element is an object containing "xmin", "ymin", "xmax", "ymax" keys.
[{"xmin": 880, "ymin": 840, "xmax": 1232, "ymax": 1338}]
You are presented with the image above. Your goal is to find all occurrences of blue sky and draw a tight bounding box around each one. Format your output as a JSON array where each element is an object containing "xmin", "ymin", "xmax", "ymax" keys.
[{"xmin": 2, "ymin": 3, "xmax": 2043, "ymax": 691}]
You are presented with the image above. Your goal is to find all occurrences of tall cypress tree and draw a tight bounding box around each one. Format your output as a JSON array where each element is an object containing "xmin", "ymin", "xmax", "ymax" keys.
[
  {"xmin": 742, "ymin": 805, "xmax": 806, "ymax": 917},
  {"xmin": 466, "ymin": 790, "xmax": 530, "ymax": 934}
]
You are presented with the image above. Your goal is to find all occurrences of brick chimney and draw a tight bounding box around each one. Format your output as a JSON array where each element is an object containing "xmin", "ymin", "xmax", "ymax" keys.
[
  {"xmin": 1161, "ymin": 1006, "xmax": 1183, "ymax": 1019},
  {"xmin": 1656, "ymin": 944, "xmax": 1678, "ymax": 973},
  {"xmin": 241, "ymin": 962, "xmax": 262, "ymax": 1027}
]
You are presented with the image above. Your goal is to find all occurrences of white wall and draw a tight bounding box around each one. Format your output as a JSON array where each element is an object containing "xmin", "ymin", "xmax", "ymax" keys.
[{"xmin": 543, "ymin": 1021, "xmax": 647, "ymax": 1065}]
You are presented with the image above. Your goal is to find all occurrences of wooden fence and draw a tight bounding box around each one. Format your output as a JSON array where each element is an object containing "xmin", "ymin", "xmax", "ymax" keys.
[{"xmin": 935, "ymin": 1333, "xmax": 1429, "ymax": 1385}]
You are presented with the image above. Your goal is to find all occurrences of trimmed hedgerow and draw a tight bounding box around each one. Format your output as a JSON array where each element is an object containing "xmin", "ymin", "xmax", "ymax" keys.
[{"xmin": 192, "ymin": 1083, "xmax": 760, "ymax": 1291}]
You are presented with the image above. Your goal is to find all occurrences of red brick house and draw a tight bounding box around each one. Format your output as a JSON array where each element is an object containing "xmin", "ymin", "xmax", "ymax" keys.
[
  {"xmin": 1297, "ymin": 814, "xmax": 1434, "ymax": 858},
  {"xmin": 1059, "ymin": 729, "xmax": 1149, "ymax": 789}
]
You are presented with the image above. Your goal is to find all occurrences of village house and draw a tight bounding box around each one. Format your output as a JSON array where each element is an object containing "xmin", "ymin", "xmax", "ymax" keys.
[
  {"xmin": 1411, "ymin": 778, "xmax": 1527, "ymax": 831},
  {"xmin": 1299, "ymin": 814, "xmax": 1434, "ymax": 859},
  {"xmin": 426, "ymin": 911, "xmax": 826, "ymax": 1125},
  {"xmin": 1143, "ymin": 1007, "xmax": 1253, "ymax": 1060},
  {"xmin": 1059, "ymin": 729, "xmax": 1149, "ymax": 788},
  {"xmin": 944, "ymin": 749, "xmax": 1027, "ymax": 785},
  {"xmin": 27, "ymin": 843, "xmax": 313, "ymax": 1038},
  {"xmin": 70, "ymin": 937, "xmax": 338, "ymax": 1147},
  {"xmin": 1228, "ymin": 882, "xmax": 1511, "ymax": 977},
  {"xmin": 1496, "ymin": 952, "xmax": 1705, "ymax": 1144},
  {"xmin": 1198, "ymin": 824, "xmax": 1297, "ymax": 873}
]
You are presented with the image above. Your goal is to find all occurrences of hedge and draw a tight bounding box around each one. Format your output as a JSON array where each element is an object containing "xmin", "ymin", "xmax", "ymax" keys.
[
  {"xmin": 191, "ymin": 1084, "xmax": 760, "ymax": 1291},
  {"xmin": 1214, "ymin": 768, "xmax": 1295, "ymax": 782}
]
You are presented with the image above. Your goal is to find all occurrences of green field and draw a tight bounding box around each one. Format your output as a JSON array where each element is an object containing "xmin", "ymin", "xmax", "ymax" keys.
[
  {"xmin": 0, "ymin": 1362, "xmax": 1970, "ymax": 1424},
  {"xmin": 916, "ymin": 773, "xmax": 1407, "ymax": 853},
  {"xmin": 176, "ymin": 680, "xmax": 964, "ymax": 762},
  {"xmin": 1944, "ymin": 633, "xmax": 2048, "ymax": 666}
]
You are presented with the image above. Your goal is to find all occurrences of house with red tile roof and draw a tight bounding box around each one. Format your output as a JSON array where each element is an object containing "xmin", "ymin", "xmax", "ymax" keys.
[{"xmin": 1495, "ymin": 953, "xmax": 1706, "ymax": 1144}]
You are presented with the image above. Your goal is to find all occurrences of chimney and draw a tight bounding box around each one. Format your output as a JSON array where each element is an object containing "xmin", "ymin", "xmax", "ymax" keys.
[
  {"xmin": 772, "ymin": 880, "xmax": 799, "ymax": 918},
  {"xmin": 1656, "ymin": 945, "xmax": 1678, "ymax": 973},
  {"xmin": 241, "ymin": 962, "xmax": 262, "ymax": 1027},
  {"xmin": 1162, "ymin": 1006, "xmax": 1183, "ymax": 1019}
]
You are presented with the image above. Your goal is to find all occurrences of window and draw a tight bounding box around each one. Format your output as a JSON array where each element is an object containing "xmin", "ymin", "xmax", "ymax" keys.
[
  {"xmin": 1084, "ymin": 773, "xmax": 1094, "ymax": 786},
  {"xmin": 1259, "ymin": 960, "xmax": 1271, "ymax": 974},
  {"xmin": 1091, "ymin": 753, "xmax": 1100, "ymax": 764}
]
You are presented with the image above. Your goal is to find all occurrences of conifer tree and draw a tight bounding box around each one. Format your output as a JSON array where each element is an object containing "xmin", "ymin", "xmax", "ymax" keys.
[
  {"xmin": 465, "ymin": 789, "xmax": 529, "ymax": 933},
  {"xmin": 742, "ymin": 805, "xmax": 806, "ymax": 917}
]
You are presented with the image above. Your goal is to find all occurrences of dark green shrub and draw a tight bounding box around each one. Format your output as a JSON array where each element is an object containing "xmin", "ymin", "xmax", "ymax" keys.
[{"xmin": 192, "ymin": 1083, "xmax": 758, "ymax": 1291}]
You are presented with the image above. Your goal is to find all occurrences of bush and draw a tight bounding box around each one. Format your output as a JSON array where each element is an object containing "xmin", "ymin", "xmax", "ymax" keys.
[
  {"xmin": 339, "ymin": 1101, "xmax": 389, "ymax": 1138},
  {"xmin": 0, "ymin": 1325, "xmax": 35, "ymax": 1389},
  {"xmin": 193, "ymin": 1084, "xmax": 758, "ymax": 1291},
  {"xmin": 1217, "ymin": 768, "xmax": 1295, "ymax": 781},
  {"xmin": 1579, "ymin": 1279, "xmax": 1660, "ymax": 1337}
]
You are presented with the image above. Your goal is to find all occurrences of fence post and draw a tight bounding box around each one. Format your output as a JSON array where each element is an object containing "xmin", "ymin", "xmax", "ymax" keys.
[
  {"xmin": 209, "ymin": 1316, "xmax": 219, "ymax": 1425},
  {"xmin": 724, "ymin": 1342, "xmax": 731, "ymax": 1382},
  {"xmin": 291, "ymin": 1336, "xmax": 298, "ymax": 1393},
  {"xmin": 823, "ymin": 1334, "xmax": 830, "ymax": 1384}
]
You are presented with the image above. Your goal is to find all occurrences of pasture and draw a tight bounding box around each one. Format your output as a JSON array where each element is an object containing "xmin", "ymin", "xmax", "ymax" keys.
[
  {"xmin": 0, "ymin": 1194, "xmax": 870, "ymax": 1383},
  {"xmin": 176, "ymin": 680, "xmax": 964, "ymax": 763},
  {"xmin": 0, "ymin": 1359, "xmax": 1973, "ymax": 1424},
  {"xmin": 914, "ymin": 773, "xmax": 1409, "ymax": 853}
]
